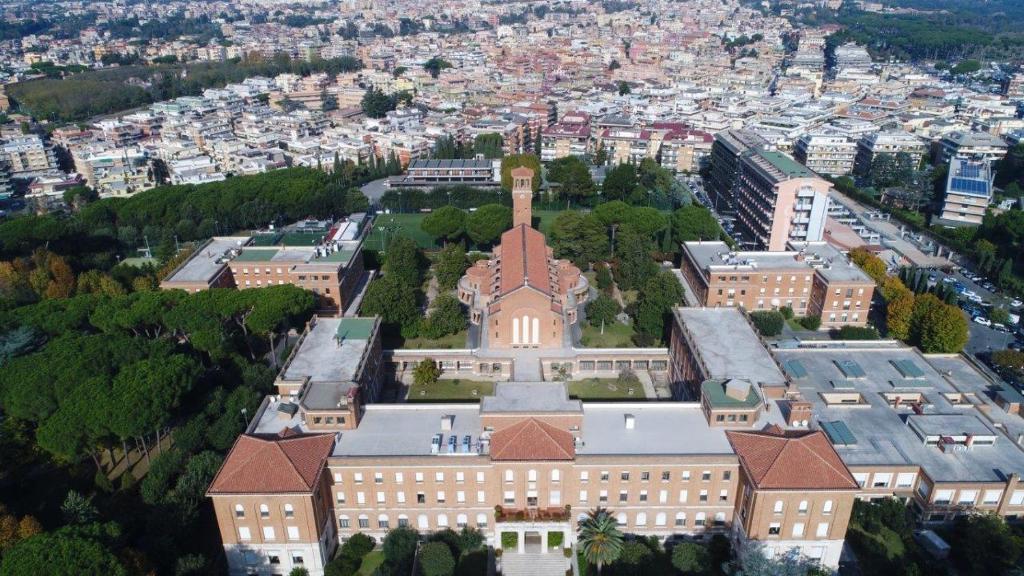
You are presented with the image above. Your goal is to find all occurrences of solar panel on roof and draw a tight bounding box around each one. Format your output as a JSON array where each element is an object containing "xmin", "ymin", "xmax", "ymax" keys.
[
  {"xmin": 891, "ymin": 359, "xmax": 926, "ymax": 379},
  {"xmin": 821, "ymin": 420, "xmax": 858, "ymax": 446}
]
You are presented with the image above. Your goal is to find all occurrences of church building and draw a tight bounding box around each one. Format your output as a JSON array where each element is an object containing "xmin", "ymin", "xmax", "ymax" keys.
[{"xmin": 458, "ymin": 167, "xmax": 589, "ymax": 349}]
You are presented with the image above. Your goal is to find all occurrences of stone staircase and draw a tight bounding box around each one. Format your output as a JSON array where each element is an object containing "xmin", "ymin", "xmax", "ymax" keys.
[{"xmin": 500, "ymin": 552, "xmax": 569, "ymax": 576}]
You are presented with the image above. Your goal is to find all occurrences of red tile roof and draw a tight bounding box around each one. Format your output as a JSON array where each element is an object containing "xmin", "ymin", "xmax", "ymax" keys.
[
  {"xmin": 726, "ymin": 428, "xmax": 858, "ymax": 490},
  {"xmin": 207, "ymin": 434, "xmax": 335, "ymax": 495},
  {"xmin": 490, "ymin": 418, "xmax": 575, "ymax": 461},
  {"xmin": 498, "ymin": 224, "xmax": 552, "ymax": 297}
]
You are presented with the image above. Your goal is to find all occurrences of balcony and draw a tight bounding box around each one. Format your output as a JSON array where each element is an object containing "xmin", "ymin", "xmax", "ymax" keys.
[{"xmin": 494, "ymin": 505, "xmax": 572, "ymax": 523}]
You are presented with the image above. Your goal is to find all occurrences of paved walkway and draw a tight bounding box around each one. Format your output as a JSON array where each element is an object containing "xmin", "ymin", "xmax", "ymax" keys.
[{"xmin": 636, "ymin": 371, "xmax": 657, "ymax": 399}]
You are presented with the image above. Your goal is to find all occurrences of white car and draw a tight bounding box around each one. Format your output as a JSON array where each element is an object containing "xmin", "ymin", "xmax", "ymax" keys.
[
  {"xmin": 973, "ymin": 316, "xmax": 992, "ymax": 327},
  {"xmin": 968, "ymin": 294, "xmax": 984, "ymax": 304},
  {"xmin": 964, "ymin": 290, "xmax": 978, "ymax": 299},
  {"xmin": 1011, "ymin": 299, "xmax": 1023, "ymax": 308},
  {"xmin": 942, "ymin": 277, "xmax": 957, "ymax": 284}
]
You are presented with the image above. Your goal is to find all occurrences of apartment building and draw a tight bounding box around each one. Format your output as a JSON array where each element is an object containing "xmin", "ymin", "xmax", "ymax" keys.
[
  {"xmin": 735, "ymin": 148, "xmax": 830, "ymax": 251},
  {"xmin": 937, "ymin": 158, "xmax": 993, "ymax": 227},
  {"xmin": 708, "ymin": 129, "xmax": 768, "ymax": 211},
  {"xmin": 793, "ymin": 132, "xmax": 857, "ymax": 177},
  {"xmin": 936, "ymin": 131, "xmax": 1008, "ymax": 165},
  {"xmin": 0, "ymin": 135, "xmax": 56, "ymax": 176},
  {"xmin": 678, "ymin": 241, "xmax": 874, "ymax": 327},
  {"xmin": 853, "ymin": 130, "xmax": 928, "ymax": 177},
  {"xmin": 651, "ymin": 123, "xmax": 713, "ymax": 174},
  {"xmin": 540, "ymin": 112, "xmax": 590, "ymax": 162},
  {"xmin": 160, "ymin": 216, "xmax": 367, "ymax": 315}
]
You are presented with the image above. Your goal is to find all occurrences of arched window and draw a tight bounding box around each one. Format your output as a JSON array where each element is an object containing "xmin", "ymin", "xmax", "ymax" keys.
[
  {"xmin": 636, "ymin": 512, "xmax": 647, "ymax": 526},
  {"xmin": 505, "ymin": 470, "xmax": 514, "ymax": 482},
  {"xmin": 437, "ymin": 514, "xmax": 449, "ymax": 527},
  {"xmin": 615, "ymin": 513, "xmax": 627, "ymax": 526},
  {"xmin": 476, "ymin": 513, "xmax": 488, "ymax": 527},
  {"xmin": 378, "ymin": 514, "xmax": 389, "ymax": 529},
  {"xmin": 259, "ymin": 504, "xmax": 270, "ymax": 518},
  {"xmin": 674, "ymin": 512, "xmax": 686, "ymax": 527},
  {"xmin": 456, "ymin": 514, "xmax": 468, "ymax": 528},
  {"xmin": 418, "ymin": 514, "xmax": 429, "ymax": 529},
  {"xmin": 284, "ymin": 504, "xmax": 294, "ymax": 518},
  {"xmin": 358, "ymin": 514, "xmax": 369, "ymax": 529},
  {"xmin": 339, "ymin": 515, "xmax": 350, "ymax": 528},
  {"xmin": 234, "ymin": 504, "xmax": 245, "ymax": 518},
  {"xmin": 695, "ymin": 512, "xmax": 706, "ymax": 526},
  {"xmin": 655, "ymin": 513, "xmax": 667, "ymax": 526},
  {"xmin": 798, "ymin": 500, "xmax": 809, "ymax": 514},
  {"xmin": 398, "ymin": 514, "xmax": 409, "ymax": 527}
]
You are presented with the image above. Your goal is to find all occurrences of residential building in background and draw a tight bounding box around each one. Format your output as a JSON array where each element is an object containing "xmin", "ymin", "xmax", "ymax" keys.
[
  {"xmin": 937, "ymin": 158, "xmax": 994, "ymax": 227},
  {"xmin": 735, "ymin": 148, "xmax": 830, "ymax": 251},
  {"xmin": 854, "ymin": 130, "xmax": 928, "ymax": 177},
  {"xmin": 937, "ymin": 130, "xmax": 1009, "ymax": 164},
  {"xmin": 709, "ymin": 129, "xmax": 769, "ymax": 211},
  {"xmin": 793, "ymin": 132, "xmax": 857, "ymax": 176}
]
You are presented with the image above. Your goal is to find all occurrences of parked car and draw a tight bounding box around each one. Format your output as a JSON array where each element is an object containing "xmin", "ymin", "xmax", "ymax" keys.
[
  {"xmin": 969, "ymin": 294, "xmax": 984, "ymax": 304},
  {"xmin": 995, "ymin": 323, "xmax": 1011, "ymax": 333},
  {"xmin": 943, "ymin": 276, "xmax": 957, "ymax": 284},
  {"xmin": 983, "ymin": 282, "xmax": 996, "ymax": 291},
  {"xmin": 1010, "ymin": 299, "xmax": 1022, "ymax": 308},
  {"xmin": 974, "ymin": 316, "xmax": 992, "ymax": 327}
]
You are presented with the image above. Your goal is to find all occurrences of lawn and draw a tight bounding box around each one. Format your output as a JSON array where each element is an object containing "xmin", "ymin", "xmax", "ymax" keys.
[
  {"xmin": 580, "ymin": 322, "xmax": 636, "ymax": 348},
  {"xmin": 367, "ymin": 213, "xmax": 435, "ymax": 249},
  {"xmin": 535, "ymin": 210, "xmax": 562, "ymax": 236},
  {"xmin": 393, "ymin": 329, "xmax": 469, "ymax": 350},
  {"xmin": 568, "ymin": 378, "xmax": 646, "ymax": 400},
  {"xmin": 357, "ymin": 550, "xmax": 385, "ymax": 576},
  {"xmin": 407, "ymin": 379, "xmax": 496, "ymax": 402}
]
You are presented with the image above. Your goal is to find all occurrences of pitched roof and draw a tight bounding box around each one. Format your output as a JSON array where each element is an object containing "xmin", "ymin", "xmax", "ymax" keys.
[
  {"xmin": 207, "ymin": 434, "xmax": 335, "ymax": 494},
  {"xmin": 498, "ymin": 224, "xmax": 551, "ymax": 297},
  {"xmin": 490, "ymin": 418, "xmax": 575, "ymax": 461},
  {"xmin": 726, "ymin": 428, "xmax": 858, "ymax": 490}
]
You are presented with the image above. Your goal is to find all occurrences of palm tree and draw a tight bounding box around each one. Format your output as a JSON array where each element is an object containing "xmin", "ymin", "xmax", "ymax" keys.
[{"xmin": 577, "ymin": 507, "xmax": 624, "ymax": 575}]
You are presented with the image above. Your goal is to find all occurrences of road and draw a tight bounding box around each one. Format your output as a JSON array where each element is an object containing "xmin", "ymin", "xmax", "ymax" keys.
[
  {"xmin": 828, "ymin": 191, "xmax": 950, "ymax": 268},
  {"xmin": 929, "ymin": 268, "xmax": 1021, "ymax": 354},
  {"xmin": 360, "ymin": 178, "xmax": 390, "ymax": 202}
]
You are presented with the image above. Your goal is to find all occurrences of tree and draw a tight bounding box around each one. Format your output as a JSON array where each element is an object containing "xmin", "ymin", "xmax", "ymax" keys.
[
  {"xmin": 672, "ymin": 542, "xmax": 709, "ymax": 575},
  {"xmin": 671, "ymin": 205, "xmax": 721, "ymax": 243},
  {"xmin": 360, "ymin": 275, "xmax": 419, "ymax": 337},
  {"xmin": 288, "ymin": 568, "xmax": 310, "ymax": 576},
  {"xmin": 632, "ymin": 271, "xmax": 684, "ymax": 344},
  {"xmin": 419, "ymin": 541, "xmax": 456, "ymax": 576},
  {"xmin": 990, "ymin": 307, "xmax": 1010, "ymax": 325},
  {"xmin": 578, "ymin": 508, "xmax": 624, "ymax": 575},
  {"xmin": 500, "ymin": 154, "xmax": 542, "ymax": 192},
  {"xmin": 587, "ymin": 295, "xmax": 621, "ymax": 328},
  {"xmin": 473, "ymin": 133, "xmax": 504, "ymax": 159},
  {"xmin": 549, "ymin": 212, "xmax": 608, "ymax": 268},
  {"xmin": 61, "ymin": 491, "xmax": 97, "ymax": 525},
  {"xmin": 62, "ymin": 186, "xmax": 98, "ymax": 212},
  {"xmin": 383, "ymin": 236, "xmax": 424, "ymax": 288},
  {"xmin": 422, "ymin": 206, "xmax": 467, "ymax": 245},
  {"xmin": 360, "ymin": 86, "xmax": 397, "ymax": 118},
  {"xmin": 465, "ymin": 204, "xmax": 512, "ymax": 247},
  {"xmin": 0, "ymin": 525, "xmax": 127, "ymax": 576},
  {"xmin": 950, "ymin": 513, "xmax": 1023, "ymax": 576},
  {"xmin": 383, "ymin": 526, "xmax": 420, "ymax": 574},
  {"xmin": 413, "ymin": 359, "xmax": 441, "ymax": 387},
  {"xmin": 617, "ymin": 81, "xmax": 631, "ymax": 95},
  {"xmin": 614, "ymin": 226, "xmax": 657, "ymax": 291},
  {"xmin": 749, "ymin": 310, "xmax": 785, "ymax": 336},
  {"xmin": 910, "ymin": 293, "xmax": 968, "ymax": 353},
  {"xmin": 602, "ymin": 163, "xmax": 637, "ymax": 201},
  {"xmin": 420, "ymin": 294, "xmax": 465, "ymax": 339},
  {"xmin": 885, "ymin": 286, "xmax": 915, "ymax": 341},
  {"xmin": 434, "ymin": 244, "xmax": 469, "ymax": 290},
  {"xmin": 798, "ymin": 315, "xmax": 821, "ymax": 331},
  {"xmin": 836, "ymin": 325, "xmax": 880, "ymax": 340},
  {"xmin": 423, "ymin": 56, "xmax": 453, "ymax": 79},
  {"xmin": 345, "ymin": 188, "xmax": 369, "ymax": 213},
  {"xmin": 850, "ymin": 247, "xmax": 888, "ymax": 284},
  {"xmin": 547, "ymin": 156, "xmax": 595, "ymax": 204}
]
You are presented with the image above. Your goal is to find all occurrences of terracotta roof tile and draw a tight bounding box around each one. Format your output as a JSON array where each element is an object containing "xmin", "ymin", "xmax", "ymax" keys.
[
  {"xmin": 726, "ymin": 428, "xmax": 857, "ymax": 490},
  {"xmin": 498, "ymin": 225, "xmax": 552, "ymax": 297},
  {"xmin": 490, "ymin": 418, "xmax": 575, "ymax": 461},
  {"xmin": 207, "ymin": 434, "xmax": 335, "ymax": 494}
]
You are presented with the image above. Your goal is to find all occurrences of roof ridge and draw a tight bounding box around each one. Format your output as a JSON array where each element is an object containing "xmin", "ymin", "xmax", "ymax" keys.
[
  {"xmin": 270, "ymin": 439, "xmax": 313, "ymax": 489},
  {"xmin": 795, "ymin": 434, "xmax": 856, "ymax": 486}
]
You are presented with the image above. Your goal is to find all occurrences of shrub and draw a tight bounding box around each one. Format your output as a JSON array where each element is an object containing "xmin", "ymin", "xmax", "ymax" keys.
[
  {"xmin": 836, "ymin": 325, "xmax": 880, "ymax": 340},
  {"xmin": 419, "ymin": 541, "xmax": 456, "ymax": 576},
  {"xmin": 671, "ymin": 542, "xmax": 708, "ymax": 574},
  {"xmin": 779, "ymin": 305, "xmax": 794, "ymax": 319},
  {"xmin": 382, "ymin": 526, "xmax": 419, "ymax": 572},
  {"xmin": 548, "ymin": 531, "xmax": 564, "ymax": 548},
  {"xmin": 501, "ymin": 532, "xmax": 518, "ymax": 550},
  {"xmin": 799, "ymin": 315, "xmax": 822, "ymax": 331},
  {"xmin": 340, "ymin": 533, "xmax": 375, "ymax": 562},
  {"xmin": 749, "ymin": 310, "xmax": 784, "ymax": 336},
  {"xmin": 587, "ymin": 294, "xmax": 621, "ymax": 327}
]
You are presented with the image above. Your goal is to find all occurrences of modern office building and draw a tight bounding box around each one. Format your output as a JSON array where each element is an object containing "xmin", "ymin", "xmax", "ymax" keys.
[
  {"xmin": 735, "ymin": 148, "xmax": 830, "ymax": 251},
  {"xmin": 678, "ymin": 241, "xmax": 874, "ymax": 327},
  {"xmin": 937, "ymin": 158, "xmax": 994, "ymax": 227},
  {"xmin": 708, "ymin": 129, "xmax": 768, "ymax": 211},
  {"xmin": 388, "ymin": 158, "xmax": 501, "ymax": 188},
  {"xmin": 793, "ymin": 132, "xmax": 857, "ymax": 177},
  {"xmin": 160, "ymin": 216, "xmax": 368, "ymax": 315}
]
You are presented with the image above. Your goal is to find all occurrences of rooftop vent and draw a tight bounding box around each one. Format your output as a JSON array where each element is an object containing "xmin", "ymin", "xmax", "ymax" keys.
[
  {"xmin": 725, "ymin": 379, "xmax": 753, "ymax": 401},
  {"xmin": 441, "ymin": 415, "xmax": 454, "ymax": 431},
  {"xmin": 624, "ymin": 414, "xmax": 635, "ymax": 430}
]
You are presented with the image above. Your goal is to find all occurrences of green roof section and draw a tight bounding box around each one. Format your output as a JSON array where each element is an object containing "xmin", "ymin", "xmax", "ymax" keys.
[
  {"xmin": 250, "ymin": 233, "xmax": 284, "ymax": 246},
  {"xmin": 335, "ymin": 318, "xmax": 376, "ymax": 341},
  {"xmin": 232, "ymin": 248, "xmax": 282, "ymax": 262},
  {"xmin": 835, "ymin": 359, "xmax": 866, "ymax": 379},
  {"xmin": 280, "ymin": 232, "xmax": 322, "ymax": 246},
  {"xmin": 784, "ymin": 359, "xmax": 808, "ymax": 379},
  {"xmin": 701, "ymin": 379, "xmax": 762, "ymax": 409},
  {"xmin": 321, "ymin": 248, "xmax": 356, "ymax": 264},
  {"xmin": 821, "ymin": 420, "xmax": 858, "ymax": 446},
  {"xmin": 754, "ymin": 148, "xmax": 816, "ymax": 179},
  {"xmin": 891, "ymin": 359, "xmax": 926, "ymax": 379}
]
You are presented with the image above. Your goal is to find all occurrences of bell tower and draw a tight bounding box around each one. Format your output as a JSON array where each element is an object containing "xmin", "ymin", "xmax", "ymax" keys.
[{"xmin": 511, "ymin": 166, "xmax": 534, "ymax": 228}]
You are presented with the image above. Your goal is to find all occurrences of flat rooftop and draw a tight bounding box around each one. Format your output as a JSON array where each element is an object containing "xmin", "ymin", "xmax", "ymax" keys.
[
  {"xmin": 681, "ymin": 241, "xmax": 871, "ymax": 284},
  {"xmin": 333, "ymin": 404, "xmax": 484, "ymax": 458},
  {"xmin": 480, "ymin": 382, "xmax": 582, "ymax": 414},
  {"xmin": 674, "ymin": 308, "xmax": 787, "ymax": 387},
  {"xmin": 775, "ymin": 344, "xmax": 1024, "ymax": 482},
  {"xmin": 281, "ymin": 317, "xmax": 377, "ymax": 386},
  {"xmin": 164, "ymin": 236, "xmax": 251, "ymax": 284}
]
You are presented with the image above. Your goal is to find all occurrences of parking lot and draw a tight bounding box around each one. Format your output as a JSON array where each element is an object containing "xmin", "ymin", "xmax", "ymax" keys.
[{"xmin": 929, "ymin": 268, "xmax": 1023, "ymax": 354}]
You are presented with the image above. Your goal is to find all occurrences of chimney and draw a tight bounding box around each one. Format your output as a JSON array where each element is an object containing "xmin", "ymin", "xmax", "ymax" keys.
[
  {"xmin": 624, "ymin": 414, "xmax": 635, "ymax": 430},
  {"xmin": 440, "ymin": 415, "xmax": 454, "ymax": 431},
  {"xmin": 787, "ymin": 401, "xmax": 812, "ymax": 427}
]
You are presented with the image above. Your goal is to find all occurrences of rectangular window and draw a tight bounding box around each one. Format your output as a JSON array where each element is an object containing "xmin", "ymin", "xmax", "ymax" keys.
[
  {"xmin": 356, "ymin": 492, "xmax": 365, "ymax": 505},
  {"xmin": 354, "ymin": 473, "xmax": 364, "ymax": 484},
  {"xmin": 639, "ymin": 490, "xmax": 648, "ymax": 502},
  {"xmin": 477, "ymin": 491, "xmax": 486, "ymax": 503},
  {"xmin": 699, "ymin": 490, "xmax": 708, "ymax": 502},
  {"xmin": 621, "ymin": 472, "xmax": 630, "ymax": 481},
  {"xmin": 376, "ymin": 492, "xmax": 386, "ymax": 504},
  {"xmin": 679, "ymin": 490, "xmax": 688, "ymax": 503},
  {"xmin": 661, "ymin": 471, "xmax": 671, "ymax": 481},
  {"xmin": 374, "ymin": 472, "xmax": 383, "ymax": 484},
  {"xmin": 599, "ymin": 490, "xmax": 608, "ymax": 503},
  {"xmin": 580, "ymin": 471, "xmax": 590, "ymax": 482},
  {"xmin": 872, "ymin": 473, "xmax": 892, "ymax": 488},
  {"xmin": 287, "ymin": 526, "xmax": 300, "ymax": 541},
  {"xmin": 435, "ymin": 472, "xmax": 444, "ymax": 482},
  {"xmin": 415, "ymin": 472, "xmax": 424, "ymax": 483},
  {"xmin": 983, "ymin": 490, "xmax": 1002, "ymax": 505},
  {"xmin": 262, "ymin": 526, "xmax": 275, "ymax": 541},
  {"xmin": 816, "ymin": 523, "xmax": 829, "ymax": 538},
  {"xmin": 768, "ymin": 523, "xmax": 781, "ymax": 536},
  {"xmin": 238, "ymin": 526, "xmax": 251, "ymax": 541},
  {"xmin": 580, "ymin": 490, "xmax": 588, "ymax": 503},
  {"xmin": 720, "ymin": 489, "xmax": 728, "ymax": 502},
  {"xmin": 291, "ymin": 553, "xmax": 304, "ymax": 565},
  {"xmin": 1011, "ymin": 491, "xmax": 1024, "ymax": 506},
  {"xmin": 437, "ymin": 491, "xmax": 446, "ymax": 504},
  {"xmin": 397, "ymin": 492, "xmax": 406, "ymax": 504},
  {"xmin": 358, "ymin": 517, "xmax": 369, "ymax": 528},
  {"xmin": 476, "ymin": 472, "xmax": 485, "ymax": 483},
  {"xmin": 619, "ymin": 491, "xmax": 628, "ymax": 503},
  {"xmin": 456, "ymin": 472, "xmax": 465, "ymax": 483},
  {"xmin": 457, "ymin": 491, "xmax": 466, "ymax": 503},
  {"xmin": 895, "ymin": 473, "xmax": 916, "ymax": 488},
  {"xmin": 792, "ymin": 522, "xmax": 805, "ymax": 537},
  {"xmin": 504, "ymin": 491, "xmax": 515, "ymax": 505},
  {"xmin": 702, "ymin": 471, "xmax": 711, "ymax": 481}
]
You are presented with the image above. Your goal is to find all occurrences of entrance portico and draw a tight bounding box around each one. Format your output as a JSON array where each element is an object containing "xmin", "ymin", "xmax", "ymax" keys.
[{"xmin": 496, "ymin": 521, "xmax": 571, "ymax": 554}]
